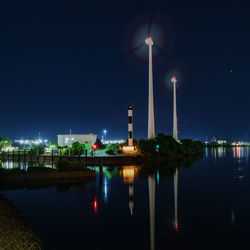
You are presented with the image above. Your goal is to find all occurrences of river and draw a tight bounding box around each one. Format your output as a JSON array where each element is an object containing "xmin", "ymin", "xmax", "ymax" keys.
[{"xmin": 1, "ymin": 147, "xmax": 250, "ymax": 249}]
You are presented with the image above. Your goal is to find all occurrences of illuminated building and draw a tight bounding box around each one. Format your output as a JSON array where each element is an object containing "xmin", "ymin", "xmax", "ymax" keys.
[
  {"xmin": 57, "ymin": 133, "xmax": 97, "ymax": 147},
  {"xmin": 217, "ymin": 140, "xmax": 226, "ymax": 145}
]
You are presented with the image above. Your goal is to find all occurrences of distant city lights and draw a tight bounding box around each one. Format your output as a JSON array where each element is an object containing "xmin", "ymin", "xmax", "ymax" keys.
[
  {"xmin": 15, "ymin": 139, "xmax": 49, "ymax": 145},
  {"xmin": 102, "ymin": 139, "xmax": 125, "ymax": 145}
]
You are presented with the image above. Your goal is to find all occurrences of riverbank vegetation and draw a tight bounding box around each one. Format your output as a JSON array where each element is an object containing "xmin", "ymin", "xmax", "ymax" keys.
[
  {"xmin": 136, "ymin": 133, "xmax": 203, "ymax": 157},
  {"xmin": 0, "ymin": 134, "xmax": 204, "ymax": 160}
]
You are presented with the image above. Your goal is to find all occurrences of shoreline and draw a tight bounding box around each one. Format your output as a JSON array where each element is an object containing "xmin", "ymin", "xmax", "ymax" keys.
[
  {"xmin": 0, "ymin": 152, "xmax": 204, "ymax": 166},
  {"xmin": 0, "ymin": 193, "xmax": 42, "ymax": 249}
]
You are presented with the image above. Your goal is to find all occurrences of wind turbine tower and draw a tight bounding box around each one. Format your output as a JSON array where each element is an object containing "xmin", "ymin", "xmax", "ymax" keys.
[
  {"xmin": 171, "ymin": 76, "xmax": 178, "ymax": 140},
  {"xmin": 145, "ymin": 37, "xmax": 155, "ymax": 139}
]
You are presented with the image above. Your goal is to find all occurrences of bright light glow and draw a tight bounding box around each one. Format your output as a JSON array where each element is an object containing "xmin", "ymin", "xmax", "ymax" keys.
[
  {"xmin": 2, "ymin": 146, "xmax": 15, "ymax": 152},
  {"xmin": 20, "ymin": 140, "xmax": 23, "ymax": 144},
  {"xmin": 145, "ymin": 37, "xmax": 153, "ymax": 45},
  {"xmin": 123, "ymin": 169, "xmax": 134, "ymax": 175},
  {"xmin": 44, "ymin": 139, "xmax": 48, "ymax": 143},
  {"xmin": 122, "ymin": 167, "xmax": 136, "ymax": 183},
  {"xmin": 171, "ymin": 76, "xmax": 177, "ymax": 84},
  {"xmin": 102, "ymin": 139, "xmax": 125, "ymax": 145},
  {"xmin": 103, "ymin": 130, "xmax": 107, "ymax": 134},
  {"xmin": 122, "ymin": 146, "xmax": 135, "ymax": 151},
  {"xmin": 25, "ymin": 140, "xmax": 28, "ymax": 144}
]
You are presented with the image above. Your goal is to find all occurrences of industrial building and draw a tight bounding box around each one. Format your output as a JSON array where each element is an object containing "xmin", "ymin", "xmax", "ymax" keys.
[{"xmin": 57, "ymin": 133, "xmax": 97, "ymax": 147}]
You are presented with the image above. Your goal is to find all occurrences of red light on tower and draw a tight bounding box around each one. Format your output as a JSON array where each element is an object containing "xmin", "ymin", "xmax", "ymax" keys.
[{"xmin": 171, "ymin": 76, "xmax": 177, "ymax": 83}]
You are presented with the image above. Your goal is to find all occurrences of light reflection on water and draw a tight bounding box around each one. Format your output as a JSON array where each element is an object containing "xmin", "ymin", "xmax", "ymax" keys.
[
  {"xmin": 0, "ymin": 161, "xmax": 55, "ymax": 170},
  {"xmin": 1, "ymin": 148, "xmax": 250, "ymax": 249}
]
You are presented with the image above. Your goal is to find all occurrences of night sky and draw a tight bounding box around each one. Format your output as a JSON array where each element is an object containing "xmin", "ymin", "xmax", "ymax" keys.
[{"xmin": 0, "ymin": 0, "xmax": 249, "ymax": 142}]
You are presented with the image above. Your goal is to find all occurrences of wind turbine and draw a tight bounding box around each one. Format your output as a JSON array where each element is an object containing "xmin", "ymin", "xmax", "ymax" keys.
[
  {"xmin": 171, "ymin": 76, "xmax": 178, "ymax": 141},
  {"xmin": 126, "ymin": 12, "xmax": 169, "ymax": 139},
  {"xmin": 145, "ymin": 36, "xmax": 155, "ymax": 139}
]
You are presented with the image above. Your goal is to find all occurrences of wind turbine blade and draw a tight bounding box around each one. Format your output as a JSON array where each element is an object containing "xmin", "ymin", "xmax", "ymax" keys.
[
  {"xmin": 147, "ymin": 9, "xmax": 154, "ymax": 36},
  {"xmin": 125, "ymin": 43, "xmax": 144, "ymax": 56},
  {"xmin": 154, "ymin": 43, "xmax": 172, "ymax": 59}
]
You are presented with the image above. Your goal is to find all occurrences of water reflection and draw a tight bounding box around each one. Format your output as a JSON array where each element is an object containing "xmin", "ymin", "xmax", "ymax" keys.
[
  {"xmin": 205, "ymin": 146, "xmax": 250, "ymax": 160},
  {"xmin": 174, "ymin": 168, "xmax": 178, "ymax": 232},
  {"xmin": 122, "ymin": 166, "xmax": 137, "ymax": 215},
  {"xmin": 0, "ymin": 160, "xmax": 55, "ymax": 170},
  {"xmin": 3, "ymin": 149, "xmax": 250, "ymax": 249},
  {"xmin": 148, "ymin": 174, "xmax": 155, "ymax": 250},
  {"xmin": 1, "ymin": 154, "xmax": 203, "ymax": 250}
]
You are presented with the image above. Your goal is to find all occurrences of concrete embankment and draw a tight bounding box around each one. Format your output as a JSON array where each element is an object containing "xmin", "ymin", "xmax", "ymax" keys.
[
  {"xmin": 0, "ymin": 170, "xmax": 96, "ymax": 191},
  {"xmin": 0, "ymin": 194, "xmax": 42, "ymax": 249},
  {"xmin": 0, "ymin": 154, "xmax": 136, "ymax": 165}
]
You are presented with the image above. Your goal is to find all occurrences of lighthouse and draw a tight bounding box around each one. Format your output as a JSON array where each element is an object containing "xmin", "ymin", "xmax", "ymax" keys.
[
  {"xmin": 122, "ymin": 105, "xmax": 135, "ymax": 152},
  {"xmin": 128, "ymin": 105, "xmax": 133, "ymax": 146}
]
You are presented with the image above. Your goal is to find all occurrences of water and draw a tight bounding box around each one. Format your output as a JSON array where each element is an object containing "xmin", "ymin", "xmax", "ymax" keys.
[{"xmin": 1, "ymin": 147, "xmax": 250, "ymax": 250}]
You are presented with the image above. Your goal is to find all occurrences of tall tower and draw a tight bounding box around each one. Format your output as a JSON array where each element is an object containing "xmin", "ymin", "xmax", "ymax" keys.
[
  {"xmin": 145, "ymin": 37, "xmax": 155, "ymax": 139},
  {"xmin": 128, "ymin": 106, "xmax": 133, "ymax": 146},
  {"xmin": 171, "ymin": 76, "xmax": 178, "ymax": 140}
]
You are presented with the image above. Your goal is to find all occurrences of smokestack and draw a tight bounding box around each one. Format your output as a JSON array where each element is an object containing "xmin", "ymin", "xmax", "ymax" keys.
[{"xmin": 128, "ymin": 105, "xmax": 133, "ymax": 146}]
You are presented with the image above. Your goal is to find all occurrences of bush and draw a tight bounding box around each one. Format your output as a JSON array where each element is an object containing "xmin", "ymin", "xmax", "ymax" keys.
[
  {"xmin": 138, "ymin": 133, "xmax": 204, "ymax": 157},
  {"xmin": 139, "ymin": 133, "xmax": 182, "ymax": 157},
  {"xmin": 106, "ymin": 149, "xmax": 115, "ymax": 155},
  {"xmin": 105, "ymin": 144, "xmax": 120, "ymax": 155}
]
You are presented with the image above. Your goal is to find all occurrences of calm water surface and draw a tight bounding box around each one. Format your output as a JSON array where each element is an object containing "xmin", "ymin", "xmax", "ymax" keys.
[{"xmin": 2, "ymin": 147, "xmax": 250, "ymax": 250}]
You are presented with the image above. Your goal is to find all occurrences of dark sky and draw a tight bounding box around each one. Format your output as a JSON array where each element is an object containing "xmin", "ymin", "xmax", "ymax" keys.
[{"xmin": 0, "ymin": 0, "xmax": 249, "ymax": 142}]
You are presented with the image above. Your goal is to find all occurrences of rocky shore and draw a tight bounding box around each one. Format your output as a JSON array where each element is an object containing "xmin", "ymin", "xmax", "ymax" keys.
[{"xmin": 0, "ymin": 194, "xmax": 42, "ymax": 249}]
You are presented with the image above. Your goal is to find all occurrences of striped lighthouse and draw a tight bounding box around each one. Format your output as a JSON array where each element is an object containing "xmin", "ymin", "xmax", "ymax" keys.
[{"xmin": 128, "ymin": 105, "xmax": 133, "ymax": 146}]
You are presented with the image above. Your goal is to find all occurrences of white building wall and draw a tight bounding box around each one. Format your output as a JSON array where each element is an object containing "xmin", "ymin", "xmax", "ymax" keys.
[{"xmin": 57, "ymin": 134, "xmax": 97, "ymax": 147}]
